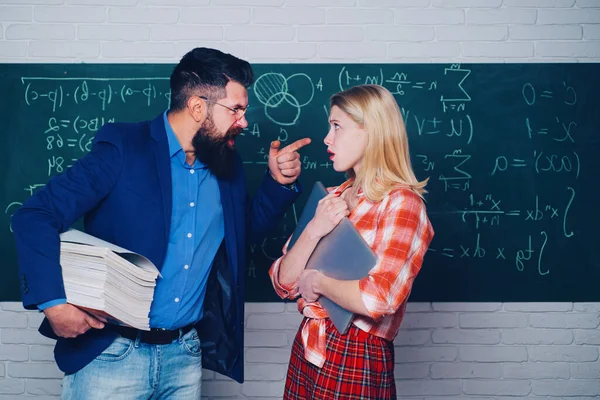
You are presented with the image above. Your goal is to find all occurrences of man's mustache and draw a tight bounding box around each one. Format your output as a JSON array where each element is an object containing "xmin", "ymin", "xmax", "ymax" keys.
[{"xmin": 225, "ymin": 127, "xmax": 243, "ymax": 140}]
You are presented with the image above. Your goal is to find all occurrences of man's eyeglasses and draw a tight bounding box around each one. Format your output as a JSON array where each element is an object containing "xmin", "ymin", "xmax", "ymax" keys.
[{"xmin": 198, "ymin": 96, "xmax": 248, "ymax": 120}]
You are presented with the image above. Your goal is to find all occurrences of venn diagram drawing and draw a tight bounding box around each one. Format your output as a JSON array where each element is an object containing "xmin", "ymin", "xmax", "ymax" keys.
[{"xmin": 253, "ymin": 72, "xmax": 315, "ymax": 126}]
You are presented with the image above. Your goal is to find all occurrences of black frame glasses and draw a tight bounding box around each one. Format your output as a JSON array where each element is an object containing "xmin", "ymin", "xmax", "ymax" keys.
[{"xmin": 198, "ymin": 96, "xmax": 248, "ymax": 120}]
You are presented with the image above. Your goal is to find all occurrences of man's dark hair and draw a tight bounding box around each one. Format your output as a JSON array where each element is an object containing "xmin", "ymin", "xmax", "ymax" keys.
[{"xmin": 169, "ymin": 47, "xmax": 254, "ymax": 111}]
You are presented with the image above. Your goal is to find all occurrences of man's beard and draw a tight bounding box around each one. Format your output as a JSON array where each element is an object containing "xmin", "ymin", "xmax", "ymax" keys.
[{"xmin": 192, "ymin": 117, "xmax": 241, "ymax": 180}]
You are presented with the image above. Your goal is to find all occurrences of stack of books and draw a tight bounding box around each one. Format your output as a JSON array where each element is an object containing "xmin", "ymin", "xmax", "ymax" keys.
[{"xmin": 59, "ymin": 229, "xmax": 160, "ymax": 331}]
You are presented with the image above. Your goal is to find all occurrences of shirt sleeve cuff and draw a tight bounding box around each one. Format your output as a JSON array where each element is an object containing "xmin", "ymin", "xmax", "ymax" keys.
[
  {"xmin": 266, "ymin": 169, "xmax": 299, "ymax": 192},
  {"xmin": 37, "ymin": 298, "xmax": 67, "ymax": 312},
  {"xmin": 281, "ymin": 181, "xmax": 299, "ymax": 192},
  {"xmin": 269, "ymin": 256, "xmax": 299, "ymax": 299}
]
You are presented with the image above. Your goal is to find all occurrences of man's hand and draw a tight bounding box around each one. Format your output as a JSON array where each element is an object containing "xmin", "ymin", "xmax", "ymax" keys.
[
  {"xmin": 268, "ymin": 138, "xmax": 311, "ymax": 186},
  {"xmin": 43, "ymin": 303, "xmax": 105, "ymax": 339}
]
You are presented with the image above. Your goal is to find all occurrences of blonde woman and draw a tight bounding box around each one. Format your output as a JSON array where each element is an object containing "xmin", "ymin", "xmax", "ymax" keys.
[{"xmin": 269, "ymin": 84, "xmax": 435, "ymax": 399}]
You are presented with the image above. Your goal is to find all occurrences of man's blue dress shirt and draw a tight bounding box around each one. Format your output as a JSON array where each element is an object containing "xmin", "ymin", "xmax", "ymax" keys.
[{"xmin": 149, "ymin": 111, "xmax": 224, "ymax": 329}]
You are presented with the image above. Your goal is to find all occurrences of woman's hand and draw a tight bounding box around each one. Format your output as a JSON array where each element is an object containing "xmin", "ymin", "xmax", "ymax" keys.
[
  {"xmin": 305, "ymin": 192, "xmax": 349, "ymax": 239},
  {"xmin": 297, "ymin": 269, "xmax": 322, "ymax": 303}
]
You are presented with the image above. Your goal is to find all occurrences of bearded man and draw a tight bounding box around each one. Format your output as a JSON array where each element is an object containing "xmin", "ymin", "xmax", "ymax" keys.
[{"xmin": 12, "ymin": 47, "xmax": 310, "ymax": 399}]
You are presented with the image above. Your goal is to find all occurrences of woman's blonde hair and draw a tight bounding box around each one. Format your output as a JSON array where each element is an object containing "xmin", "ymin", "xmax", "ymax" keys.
[{"xmin": 330, "ymin": 84, "xmax": 428, "ymax": 202}]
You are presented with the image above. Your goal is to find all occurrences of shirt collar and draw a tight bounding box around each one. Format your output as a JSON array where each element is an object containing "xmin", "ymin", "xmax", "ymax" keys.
[
  {"xmin": 163, "ymin": 110, "xmax": 183, "ymax": 159},
  {"xmin": 334, "ymin": 178, "xmax": 362, "ymax": 196}
]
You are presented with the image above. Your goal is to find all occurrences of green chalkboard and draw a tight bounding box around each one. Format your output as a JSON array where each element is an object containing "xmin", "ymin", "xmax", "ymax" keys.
[{"xmin": 1, "ymin": 63, "xmax": 598, "ymax": 303}]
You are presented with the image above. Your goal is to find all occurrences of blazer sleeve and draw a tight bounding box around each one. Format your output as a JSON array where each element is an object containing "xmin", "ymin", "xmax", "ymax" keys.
[
  {"xmin": 245, "ymin": 170, "xmax": 302, "ymax": 243},
  {"xmin": 11, "ymin": 124, "xmax": 124, "ymax": 309}
]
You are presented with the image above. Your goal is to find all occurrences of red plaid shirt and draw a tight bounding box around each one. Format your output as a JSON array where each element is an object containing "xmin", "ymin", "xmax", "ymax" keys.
[{"xmin": 270, "ymin": 179, "xmax": 434, "ymax": 367}]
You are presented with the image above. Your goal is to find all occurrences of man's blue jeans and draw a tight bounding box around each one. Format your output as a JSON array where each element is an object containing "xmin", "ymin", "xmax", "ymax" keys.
[{"xmin": 61, "ymin": 328, "xmax": 203, "ymax": 399}]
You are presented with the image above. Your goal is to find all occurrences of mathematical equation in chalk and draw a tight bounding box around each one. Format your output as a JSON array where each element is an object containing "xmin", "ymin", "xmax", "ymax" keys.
[
  {"xmin": 427, "ymin": 230, "xmax": 552, "ymax": 276},
  {"xmin": 22, "ymin": 77, "xmax": 171, "ymax": 112}
]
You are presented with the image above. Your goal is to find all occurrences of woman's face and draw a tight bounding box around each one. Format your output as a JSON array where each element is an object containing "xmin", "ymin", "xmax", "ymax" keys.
[{"xmin": 324, "ymin": 106, "xmax": 368, "ymax": 174}]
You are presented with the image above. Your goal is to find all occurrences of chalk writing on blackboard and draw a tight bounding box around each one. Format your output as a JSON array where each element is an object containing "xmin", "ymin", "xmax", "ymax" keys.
[{"xmin": 4, "ymin": 62, "xmax": 594, "ymax": 305}]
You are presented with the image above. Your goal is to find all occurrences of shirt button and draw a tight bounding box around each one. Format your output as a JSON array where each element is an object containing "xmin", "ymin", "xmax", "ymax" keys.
[
  {"xmin": 187, "ymin": 233, "xmax": 192, "ymax": 238},
  {"xmin": 190, "ymin": 202, "xmax": 195, "ymax": 207},
  {"xmin": 184, "ymin": 264, "xmax": 189, "ymax": 270},
  {"xmin": 174, "ymin": 298, "xmax": 180, "ymax": 303},
  {"xmin": 190, "ymin": 169, "xmax": 195, "ymax": 174}
]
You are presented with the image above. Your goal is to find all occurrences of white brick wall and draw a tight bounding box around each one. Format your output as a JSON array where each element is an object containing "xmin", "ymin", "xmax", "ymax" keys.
[
  {"xmin": 1, "ymin": 0, "xmax": 599, "ymax": 398},
  {"xmin": 1, "ymin": 302, "xmax": 599, "ymax": 399},
  {"xmin": 1, "ymin": 0, "xmax": 599, "ymax": 62}
]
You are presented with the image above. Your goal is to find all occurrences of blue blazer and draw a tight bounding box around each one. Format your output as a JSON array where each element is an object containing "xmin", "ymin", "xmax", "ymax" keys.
[{"xmin": 12, "ymin": 113, "xmax": 300, "ymax": 383}]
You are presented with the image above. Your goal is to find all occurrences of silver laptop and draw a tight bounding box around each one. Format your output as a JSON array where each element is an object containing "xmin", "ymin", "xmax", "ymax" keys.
[{"xmin": 288, "ymin": 182, "xmax": 378, "ymax": 334}]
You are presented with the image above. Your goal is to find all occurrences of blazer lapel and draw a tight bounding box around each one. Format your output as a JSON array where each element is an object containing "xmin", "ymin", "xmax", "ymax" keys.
[
  {"xmin": 218, "ymin": 178, "xmax": 238, "ymax": 284},
  {"xmin": 150, "ymin": 114, "xmax": 172, "ymax": 245}
]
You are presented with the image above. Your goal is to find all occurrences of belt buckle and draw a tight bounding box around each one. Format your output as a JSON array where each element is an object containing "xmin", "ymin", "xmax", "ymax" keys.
[{"xmin": 143, "ymin": 328, "xmax": 177, "ymax": 345}]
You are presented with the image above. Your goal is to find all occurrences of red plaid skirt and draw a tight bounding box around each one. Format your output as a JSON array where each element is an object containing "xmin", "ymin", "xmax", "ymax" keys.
[{"xmin": 283, "ymin": 317, "xmax": 396, "ymax": 400}]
